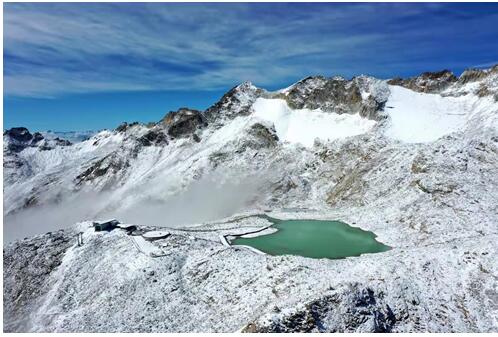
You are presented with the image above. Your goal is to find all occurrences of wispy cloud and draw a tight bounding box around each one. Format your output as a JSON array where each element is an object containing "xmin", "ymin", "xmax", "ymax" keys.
[{"xmin": 4, "ymin": 3, "xmax": 498, "ymax": 97}]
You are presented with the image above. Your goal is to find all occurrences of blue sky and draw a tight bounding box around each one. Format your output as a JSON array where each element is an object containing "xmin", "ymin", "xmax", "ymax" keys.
[{"xmin": 4, "ymin": 2, "xmax": 498, "ymax": 131}]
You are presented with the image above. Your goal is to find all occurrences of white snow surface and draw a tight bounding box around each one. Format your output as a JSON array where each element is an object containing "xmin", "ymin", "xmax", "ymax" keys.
[
  {"xmin": 252, "ymin": 98, "xmax": 377, "ymax": 147},
  {"xmin": 385, "ymin": 85, "xmax": 498, "ymax": 143}
]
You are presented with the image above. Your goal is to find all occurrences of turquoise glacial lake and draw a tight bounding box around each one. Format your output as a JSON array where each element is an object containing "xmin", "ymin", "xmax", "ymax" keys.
[{"xmin": 232, "ymin": 218, "xmax": 390, "ymax": 259}]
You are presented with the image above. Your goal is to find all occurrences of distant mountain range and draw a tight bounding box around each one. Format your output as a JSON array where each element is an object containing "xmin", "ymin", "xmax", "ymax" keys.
[{"xmin": 41, "ymin": 130, "xmax": 98, "ymax": 143}]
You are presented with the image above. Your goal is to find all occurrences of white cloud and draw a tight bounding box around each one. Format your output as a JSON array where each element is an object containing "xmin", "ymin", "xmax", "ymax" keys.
[{"xmin": 4, "ymin": 3, "xmax": 498, "ymax": 97}]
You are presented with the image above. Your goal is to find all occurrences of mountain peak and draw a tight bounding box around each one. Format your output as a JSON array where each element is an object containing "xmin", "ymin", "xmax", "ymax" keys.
[
  {"xmin": 204, "ymin": 81, "xmax": 265, "ymax": 123},
  {"xmin": 4, "ymin": 127, "xmax": 71, "ymax": 153},
  {"xmin": 235, "ymin": 80, "xmax": 257, "ymax": 91}
]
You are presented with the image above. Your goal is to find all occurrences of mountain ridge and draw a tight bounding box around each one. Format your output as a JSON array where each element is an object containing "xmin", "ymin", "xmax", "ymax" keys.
[
  {"xmin": 3, "ymin": 64, "xmax": 498, "ymax": 332},
  {"xmin": 4, "ymin": 64, "xmax": 498, "ymax": 233}
]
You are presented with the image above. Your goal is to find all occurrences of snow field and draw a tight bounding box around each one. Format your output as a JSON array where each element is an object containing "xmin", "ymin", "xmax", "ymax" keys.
[{"xmin": 252, "ymin": 98, "xmax": 377, "ymax": 147}]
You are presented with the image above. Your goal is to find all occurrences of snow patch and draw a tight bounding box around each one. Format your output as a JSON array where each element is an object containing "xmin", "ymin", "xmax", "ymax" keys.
[
  {"xmin": 385, "ymin": 85, "xmax": 497, "ymax": 143},
  {"xmin": 252, "ymin": 98, "xmax": 376, "ymax": 147}
]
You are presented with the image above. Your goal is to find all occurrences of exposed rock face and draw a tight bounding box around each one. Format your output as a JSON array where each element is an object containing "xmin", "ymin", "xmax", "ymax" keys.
[
  {"xmin": 204, "ymin": 81, "xmax": 266, "ymax": 123},
  {"xmin": 137, "ymin": 129, "xmax": 168, "ymax": 147},
  {"xmin": 387, "ymin": 65, "xmax": 498, "ymax": 100},
  {"xmin": 52, "ymin": 138, "xmax": 72, "ymax": 147},
  {"xmin": 387, "ymin": 70, "xmax": 458, "ymax": 93},
  {"xmin": 4, "ymin": 127, "xmax": 72, "ymax": 153},
  {"xmin": 161, "ymin": 108, "xmax": 207, "ymax": 138},
  {"xmin": 244, "ymin": 285, "xmax": 396, "ymax": 332},
  {"xmin": 459, "ymin": 68, "xmax": 491, "ymax": 84},
  {"xmin": 224, "ymin": 122, "xmax": 280, "ymax": 156},
  {"xmin": 115, "ymin": 122, "xmax": 139, "ymax": 133},
  {"xmin": 453, "ymin": 65, "xmax": 498, "ymax": 100},
  {"xmin": 4, "ymin": 127, "xmax": 34, "ymax": 143},
  {"xmin": 75, "ymin": 153, "xmax": 130, "ymax": 187},
  {"xmin": 276, "ymin": 75, "xmax": 389, "ymax": 120},
  {"xmin": 244, "ymin": 122, "xmax": 279, "ymax": 148},
  {"xmin": 6, "ymin": 128, "xmax": 53, "ymax": 152}
]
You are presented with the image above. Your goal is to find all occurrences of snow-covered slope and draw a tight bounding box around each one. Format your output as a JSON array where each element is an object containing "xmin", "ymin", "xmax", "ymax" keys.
[
  {"xmin": 252, "ymin": 98, "xmax": 377, "ymax": 147},
  {"xmin": 3, "ymin": 65, "xmax": 498, "ymax": 332},
  {"xmin": 385, "ymin": 85, "xmax": 498, "ymax": 143},
  {"xmin": 3, "ymin": 67, "xmax": 497, "ymax": 240},
  {"xmin": 4, "ymin": 217, "xmax": 497, "ymax": 332},
  {"xmin": 2, "ymin": 75, "xmax": 392, "ymax": 241}
]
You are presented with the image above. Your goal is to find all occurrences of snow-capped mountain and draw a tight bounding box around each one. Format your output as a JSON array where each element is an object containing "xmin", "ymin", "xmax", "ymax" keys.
[
  {"xmin": 4, "ymin": 66, "xmax": 497, "ymax": 240},
  {"xmin": 3, "ymin": 65, "xmax": 498, "ymax": 332}
]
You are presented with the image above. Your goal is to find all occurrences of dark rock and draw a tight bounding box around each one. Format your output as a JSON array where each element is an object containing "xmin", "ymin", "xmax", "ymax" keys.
[
  {"xmin": 54, "ymin": 137, "xmax": 72, "ymax": 146},
  {"xmin": 414, "ymin": 178, "xmax": 456, "ymax": 195},
  {"xmin": 282, "ymin": 76, "xmax": 354, "ymax": 111},
  {"xmin": 4, "ymin": 127, "xmax": 72, "ymax": 153},
  {"xmin": 277, "ymin": 76, "xmax": 387, "ymax": 121},
  {"xmin": 244, "ymin": 123, "xmax": 279, "ymax": 148},
  {"xmin": 115, "ymin": 123, "xmax": 129, "ymax": 133},
  {"xmin": 245, "ymin": 284, "xmax": 397, "ymax": 332},
  {"xmin": 22, "ymin": 195, "xmax": 38, "ymax": 209},
  {"xmin": 75, "ymin": 153, "xmax": 130, "ymax": 185},
  {"xmin": 208, "ymin": 151, "xmax": 230, "ymax": 168},
  {"xmin": 411, "ymin": 154, "xmax": 430, "ymax": 174},
  {"xmin": 32, "ymin": 132, "xmax": 44, "ymax": 143},
  {"xmin": 161, "ymin": 108, "xmax": 206, "ymax": 138},
  {"xmin": 115, "ymin": 122, "xmax": 139, "ymax": 133},
  {"xmin": 3, "ymin": 154, "xmax": 25, "ymax": 169},
  {"xmin": 137, "ymin": 130, "xmax": 168, "ymax": 147},
  {"xmin": 5, "ymin": 143, "xmax": 27, "ymax": 153},
  {"xmin": 4, "ymin": 127, "xmax": 34, "ymax": 143},
  {"xmin": 387, "ymin": 70, "xmax": 457, "ymax": 93},
  {"xmin": 4, "ymin": 127, "xmax": 44, "ymax": 152},
  {"xmin": 204, "ymin": 81, "xmax": 265, "ymax": 122}
]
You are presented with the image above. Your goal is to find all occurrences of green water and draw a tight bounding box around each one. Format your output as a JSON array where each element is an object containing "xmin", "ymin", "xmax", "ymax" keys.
[{"xmin": 232, "ymin": 218, "xmax": 390, "ymax": 259}]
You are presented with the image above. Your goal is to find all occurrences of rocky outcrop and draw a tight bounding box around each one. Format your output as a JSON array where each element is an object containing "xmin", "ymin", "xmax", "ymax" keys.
[
  {"xmin": 4, "ymin": 127, "xmax": 36, "ymax": 143},
  {"xmin": 204, "ymin": 81, "xmax": 265, "ymax": 123},
  {"xmin": 244, "ymin": 285, "xmax": 397, "ymax": 332},
  {"xmin": 115, "ymin": 122, "xmax": 139, "ymax": 133},
  {"xmin": 275, "ymin": 75, "xmax": 389, "ymax": 121},
  {"xmin": 161, "ymin": 108, "xmax": 207, "ymax": 138},
  {"xmin": 74, "ymin": 128, "xmax": 170, "ymax": 187},
  {"xmin": 5, "ymin": 127, "xmax": 42, "ymax": 152},
  {"xmin": 208, "ymin": 122, "xmax": 279, "ymax": 168},
  {"xmin": 388, "ymin": 65, "xmax": 498, "ymax": 100},
  {"xmin": 387, "ymin": 70, "xmax": 458, "ymax": 93},
  {"xmin": 4, "ymin": 127, "xmax": 72, "ymax": 153},
  {"xmin": 137, "ymin": 129, "xmax": 168, "ymax": 147},
  {"xmin": 75, "ymin": 153, "xmax": 130, "ymax": 187},
  {"xmin": 458, "ymin": 68, "xmax": 491, "ymax": 85},
  {"xmin": 454, "ymin": 65, "xmax": 498, "ymax": 100},
  {"xmin": 244, "ymin": 122, "xmax": 279, "ymax": 148}
]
